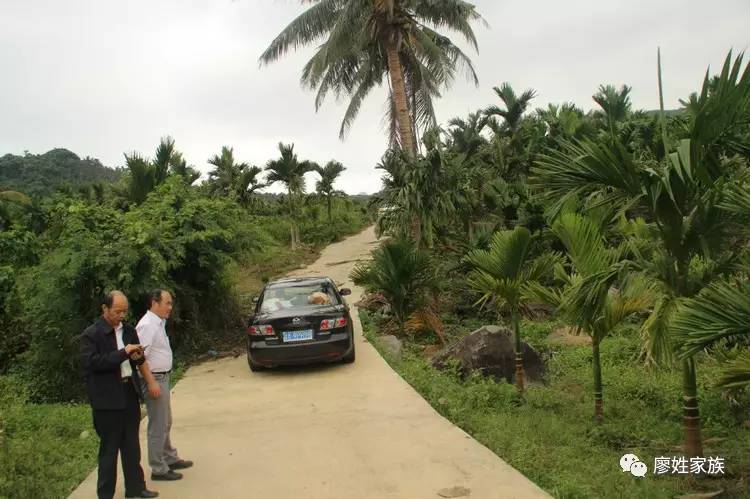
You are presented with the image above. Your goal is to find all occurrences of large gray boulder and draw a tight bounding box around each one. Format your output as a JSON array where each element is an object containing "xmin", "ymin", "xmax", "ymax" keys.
[
  {"xmin": 432, "ymin": 325, "xmax": 546, "ymax": 383},
  {"xmin": 377, "ymin": 335, "xmax": 403, "ymax": 361}
]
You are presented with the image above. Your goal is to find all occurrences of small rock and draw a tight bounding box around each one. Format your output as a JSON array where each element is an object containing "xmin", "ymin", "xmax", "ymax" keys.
[
  {"xmin": 79, "ymin": 430, "xmax": 90, "ymax": 440},
  {"xmin": 437, "ymin": 486, "xmax": 471, "ymax": 498},
  {"xmin": 378, "ymin": 335, "xmax": 403, "ymax": 361}
]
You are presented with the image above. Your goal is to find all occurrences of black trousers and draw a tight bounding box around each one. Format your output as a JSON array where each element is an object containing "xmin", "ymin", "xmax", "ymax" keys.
[{"xmin": 92, "ymin": 381, "xmax": 146, "ymax": 499}]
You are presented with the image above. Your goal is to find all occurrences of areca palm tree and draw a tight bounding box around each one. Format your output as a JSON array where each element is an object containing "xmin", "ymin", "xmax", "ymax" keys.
[
  {"xmin": 124, "ymin": 136, "xmax": 194, "ymax": 204},
  {"xmin": 351, "ymin": 238, "xmax": 438, "ymax": 331},
  {"xmin": 464, "ymin": 226, "xmax": 558, "ymax": 393},
  {"xmin": 672, "ymin": 279, "xmax": 750, "ymax": 389},
  {"xmin": 315, "ymin": 161, "xmax": 346, "ymax": 221},
  {"xmin": 207, "ymin": 147, "xmax": 264, "ymax": 207},
  {"xmin": 260, "ymin": 0, "xmax": 483, "ymax": 157},
  {"xmin": 124, "ymin": 153, "xmax": 155, "ymax": 205},
  {"xmin": 169, "ymin": 151, "xmax": 201, "ymax": 185},
  {"xmin": 264, "ymin": 143, "xmax": 317, "ymax": 249},
  {"xmin": 207, "ymin": 146, "xmax": 247, "ymax": 198},
  {"xmin": 485, "ymin": 83, "xmax": 537, "ymax": 137},
  {"xmin": 543, "ymin": 212, "xmax": 654, "ymax": 422},
  {"xmin": 373, "ymin": 148, "xmax": 460, "ymax": 248},
  {"xmin": 236, "ymin": 166, "xmax": 265, "ymax": 209},
  {"xmin": 532, "ymin": 51, "xmax": 750, "ymax": 456},
  {"xmin": 592, "ymin": 84, "xmax": 632, "ymax": 136},
  {"xmin": 446, "ymin": 110, "xmax": 488, "ymax": 160}
]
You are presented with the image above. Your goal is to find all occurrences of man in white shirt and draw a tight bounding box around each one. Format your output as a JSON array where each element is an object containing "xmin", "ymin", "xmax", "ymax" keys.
[{"xmin": 137, "ymin": 289, "xmax": 193, "ymax": 481}]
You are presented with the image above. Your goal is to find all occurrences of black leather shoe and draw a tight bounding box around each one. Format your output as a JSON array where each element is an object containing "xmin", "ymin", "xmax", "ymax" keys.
[
  {"xmin": 169, "ymin": 459, "xmax": 193, "ymax": 470},
  {"xmin": 125, "ymin": 490, "xmax": 159, "ymax": 498},
  {"xmin": 151, "ymin": 470, "xmax": 183, "ymax": 481}
]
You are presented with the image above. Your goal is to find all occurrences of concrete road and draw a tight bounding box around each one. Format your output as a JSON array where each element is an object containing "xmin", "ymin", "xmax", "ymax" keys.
[{"xmin": 70, "ymin": 226, "xmax": 550, "ymax": 499}]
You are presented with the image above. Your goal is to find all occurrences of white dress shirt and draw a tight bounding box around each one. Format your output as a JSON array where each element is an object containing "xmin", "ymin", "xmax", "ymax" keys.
[
  {"xmin": 114, "ymin": 322, "xmax": 133, "ymax": 378},
  {"xmin": 136, "ymin": 310, "xmax": 173, "ymax": 372}
]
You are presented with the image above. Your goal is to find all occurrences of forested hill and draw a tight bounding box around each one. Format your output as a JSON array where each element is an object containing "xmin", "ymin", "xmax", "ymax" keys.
[{"xmin": 0, "ymin": 148, "xmax": 121, "ymax": 196}]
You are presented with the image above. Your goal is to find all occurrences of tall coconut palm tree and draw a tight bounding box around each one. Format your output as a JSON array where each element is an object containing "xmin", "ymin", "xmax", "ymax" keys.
[
  {"xmin": 532, "ymin": 51, "xmax": 750, "ymax": 457},
  {"xmin": 264, "ymin": 143, "xmax": 317, "ymax": 249},
  {"xmin": 260, "ymin": 0, "xmax": 484, "ymax": 157},
  {"xmin": 464, "ymin": 226, "xmax": 559, "ymax": 393},
  {"xmin": 315, "ymin": 161, "xmax": 346, "ymax": 221}
]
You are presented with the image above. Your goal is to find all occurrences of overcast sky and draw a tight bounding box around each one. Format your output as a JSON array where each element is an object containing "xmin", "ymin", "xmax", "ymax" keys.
[{"xmin": 1, "ymin": 0, "xmax": 748, "ymax": 194}]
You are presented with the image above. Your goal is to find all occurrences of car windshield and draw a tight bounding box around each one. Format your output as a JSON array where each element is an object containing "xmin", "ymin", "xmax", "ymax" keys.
[{"xmin": 259, "ymin": 283, "xmax": 339, "ymax": 313}]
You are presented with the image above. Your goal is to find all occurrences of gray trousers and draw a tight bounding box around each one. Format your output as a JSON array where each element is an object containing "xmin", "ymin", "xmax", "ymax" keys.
[{"xmin": 141, "ymin": 372, "xmax": 180, "ymax": 475}]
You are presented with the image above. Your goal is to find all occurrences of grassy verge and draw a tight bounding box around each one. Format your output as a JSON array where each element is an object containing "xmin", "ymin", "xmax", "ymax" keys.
[
  {"xmin": 0, "ymin": 378, "xmax": 97, "ymax": 499},
  {"xmin": 360, "ymin": 311, "xmax": 750, "ymax": 498}
]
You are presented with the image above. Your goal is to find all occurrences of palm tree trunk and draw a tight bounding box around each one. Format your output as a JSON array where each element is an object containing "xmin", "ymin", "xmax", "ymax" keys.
[
  {"xmin": 289, "ymin": 191, "xmax": 297, "ymax": 250},
  {"xmin": 410, "ymin": 213, "xmax": 422, "ymax": 247},
  {"xmin": 386, "ymin": 40, "xmax": 415, "ymax": 158},
  {"xmin": 327, "ymin": 195, "xmax": 332, "ymax": 222},
  {"xmin": 682, "ymin": 357, "xmax": 703, "ymax": 457},
  {"xmin": 675, "ymin": 255, "xmax": 703, "ymax": 457},
  {"xmin": 512, "ymin": 310, "xmax": 525, "ymax": 393},
  {"xmin": 592, "ymin": 337, "xmax": 603, "ymax": 423}
]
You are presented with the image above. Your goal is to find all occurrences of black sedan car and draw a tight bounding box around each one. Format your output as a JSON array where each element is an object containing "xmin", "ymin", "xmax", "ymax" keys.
[{"xmin": 246, "ymin": 276, "xmax": 355, "ymax": 371}]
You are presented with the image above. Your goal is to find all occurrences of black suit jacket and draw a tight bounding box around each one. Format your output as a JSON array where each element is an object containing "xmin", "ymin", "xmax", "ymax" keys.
[{"xmin": 80, "ymin": 318, "xmax": 145, "ymax": 410}]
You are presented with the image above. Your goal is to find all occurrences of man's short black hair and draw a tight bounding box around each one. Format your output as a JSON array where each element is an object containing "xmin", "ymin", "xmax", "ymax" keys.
[{"xmin": 148, "ymin": 289, "xmax": 171, "ymax": 308}]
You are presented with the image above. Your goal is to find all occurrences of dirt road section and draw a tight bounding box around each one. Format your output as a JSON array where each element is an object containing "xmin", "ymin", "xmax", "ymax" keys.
[{"xmin": 70, "ymin": 226, "xmax": 550, "ymax": 498}]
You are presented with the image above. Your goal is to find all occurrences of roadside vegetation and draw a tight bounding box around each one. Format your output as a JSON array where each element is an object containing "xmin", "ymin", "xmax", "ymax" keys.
[
  {"xmin": 0, "ymin": 138, "xmax": 370, "ymax": 498},
  {"xmin": 350, "ymin": 50, "xmax": 750, "ymax": 498}
]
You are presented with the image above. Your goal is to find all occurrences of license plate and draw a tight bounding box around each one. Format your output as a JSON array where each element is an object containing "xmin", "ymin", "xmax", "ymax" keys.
[{"xmin": 283, "ymin": 329, "xmax": 313, "ymax": 342}]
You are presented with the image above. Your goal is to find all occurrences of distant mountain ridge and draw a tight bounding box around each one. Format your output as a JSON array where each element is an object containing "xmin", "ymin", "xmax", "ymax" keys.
[{"xmin": 0, "ymin": 148, "xmax": 121, "ymax": 197}]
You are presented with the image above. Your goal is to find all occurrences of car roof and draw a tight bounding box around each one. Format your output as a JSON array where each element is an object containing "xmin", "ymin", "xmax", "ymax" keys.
[{"xmin": 265, "ymin": 276, "xmax": 333, "ymax": 289}]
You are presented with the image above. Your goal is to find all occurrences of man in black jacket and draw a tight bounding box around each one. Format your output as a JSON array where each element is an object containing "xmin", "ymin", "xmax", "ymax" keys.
[{"xmin": 80, "ymin": 290, "xmax": 158, "ymax": 499}]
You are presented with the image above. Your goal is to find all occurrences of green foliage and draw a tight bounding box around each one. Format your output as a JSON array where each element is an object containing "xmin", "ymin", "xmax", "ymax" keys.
[
  {"xmin": 351, "ymin": 239, "xmax": 438, "ymax": 327},
  {"xmin": 0, "ymin": 149, "xmax": 121, "ymax": 197},
  {"xmin": 361, "ymin": 312, "xmax": 750, "ymax": 498},
  {"xmin": 0, "ymin": 376, "xmax": 97, "ymax": 499},
  {"xmin": 9, "ymin": 178, "xmax": 254, "ymax": 401}
]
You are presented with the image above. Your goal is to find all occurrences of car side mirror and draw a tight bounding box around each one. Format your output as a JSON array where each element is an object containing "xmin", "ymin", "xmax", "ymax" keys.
[{"xmin": 339, "ymin": 288, "xmax": 351, "ymax": 296}]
